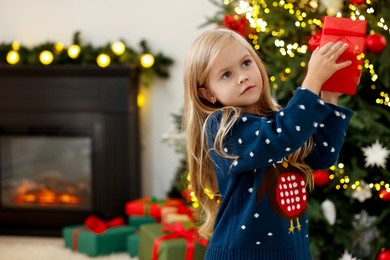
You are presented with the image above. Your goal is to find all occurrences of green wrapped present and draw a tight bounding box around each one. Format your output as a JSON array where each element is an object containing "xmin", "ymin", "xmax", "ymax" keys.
[
  {"xmin": 138, "ymin": 222, "xmax": 208, "ymax": 260},
  {"xmin": 128, "ymin": 215, "xmax": 156, "ymax": 229},
  {"xmin": 126, "ymin": 233, "xmax": 140, "ymax": 257},
  {"xmin": 63, "ymin": 224, "xmax": 136, "ymax": 257}
]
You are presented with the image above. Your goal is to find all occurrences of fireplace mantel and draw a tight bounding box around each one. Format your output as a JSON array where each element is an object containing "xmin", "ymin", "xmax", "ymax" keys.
[{"xmin": 0, "ymin": 65, "xmax": 141, "ymax": 236}]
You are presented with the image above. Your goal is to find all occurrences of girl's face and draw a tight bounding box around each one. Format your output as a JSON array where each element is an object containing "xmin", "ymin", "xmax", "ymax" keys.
[{"xmin": 200, "ymin": 41, "xmax": 263, "ymax": 114}]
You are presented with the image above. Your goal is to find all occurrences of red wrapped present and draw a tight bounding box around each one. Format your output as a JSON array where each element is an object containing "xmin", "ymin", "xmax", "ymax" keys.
[
  {"xmin": 319, "ymin": 16, "xmax": 367, "ymax": 95},
  {"xmin": 125, "ymin": 197, "xmax": 185, "ymax": 222}
]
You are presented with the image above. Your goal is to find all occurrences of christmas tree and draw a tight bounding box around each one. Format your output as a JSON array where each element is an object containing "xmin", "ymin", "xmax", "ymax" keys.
[{"xmin": 166, "ymin": 0, "xmax": 390, "ymax": 259}]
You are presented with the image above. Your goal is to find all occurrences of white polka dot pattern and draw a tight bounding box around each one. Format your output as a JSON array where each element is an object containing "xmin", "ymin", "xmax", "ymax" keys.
[{"xmin": 276, "ymin": 173, "xmax": 307, "ymax": 218}]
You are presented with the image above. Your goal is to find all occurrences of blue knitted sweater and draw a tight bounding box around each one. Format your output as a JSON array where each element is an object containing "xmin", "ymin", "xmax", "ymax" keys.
[{"xmin": 204, "ymin": 88, "xmax": 353, "ymax": 260}]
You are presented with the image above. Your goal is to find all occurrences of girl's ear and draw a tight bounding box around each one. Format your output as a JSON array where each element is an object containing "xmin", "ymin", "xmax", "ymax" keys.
[{"xmin": 198, "ymin": 87, "xmax": 217, "ymax": 104}]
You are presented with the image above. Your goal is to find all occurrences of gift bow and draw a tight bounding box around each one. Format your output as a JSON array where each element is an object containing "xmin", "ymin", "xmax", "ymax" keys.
[
  {"xmin": 84, "ymin": 215, "xmax": 125, "ymax": 234},
  {"xmin": 152, "ymin": 222, "xmax": 208, "ymax": 260},
  {"xmin": 139, "ymin": 197, "xmax": 165, "ymax": 218}
]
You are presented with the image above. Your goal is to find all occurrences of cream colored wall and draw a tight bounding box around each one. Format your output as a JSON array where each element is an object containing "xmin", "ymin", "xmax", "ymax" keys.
[{"xmin": 0, "ymin": 0, "xmax": 218, "ymax": 197}]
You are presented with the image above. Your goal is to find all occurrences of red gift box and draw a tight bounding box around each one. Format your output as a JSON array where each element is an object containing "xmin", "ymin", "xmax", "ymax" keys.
[
  {"xmin": 319, "ymin": 16, "xmax": 367, "ymax": 95},
  {"xmin": 125, "ymin": 197, "xmax": 186, "ymax": 222}
]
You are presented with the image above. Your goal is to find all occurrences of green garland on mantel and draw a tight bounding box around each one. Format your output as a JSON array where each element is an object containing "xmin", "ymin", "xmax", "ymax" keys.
[{"xmin": 0, "ymin": 32, "xmax": 174, "ymax": 86}]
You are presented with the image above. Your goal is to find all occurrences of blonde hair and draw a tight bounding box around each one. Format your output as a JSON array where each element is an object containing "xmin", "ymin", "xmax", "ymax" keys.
[{"xmin": 182, "ymin": 28, "xmax": 313, "ymax": 239}]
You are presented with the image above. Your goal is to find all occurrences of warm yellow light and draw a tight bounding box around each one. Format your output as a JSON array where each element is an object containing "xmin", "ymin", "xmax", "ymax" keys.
[
  {"xmin": 68, "ymin": 45, "xmax": 81, "ymax": 59},
  {"xmin": 6, "ymin": 50, "xmax": 20, "ymax": 65},
  {"xmin": 111, "ymin": 41, "xmax": 126, "ymax": 56},
  {"xmin": 12, "ymin": 41, "xmax": 20, "ymax": 51},
  {"xmin": 39, "ymin": 50, "xmax": 54, "ymax": 65},
  {"xmin": 140, "ymin": 53, "xmax": 155, "ymax": 68},
  {"xmin": 96, "ymin": 53, "xmax": 111, "ymax": 68},
  {"xmin": 137, "ymin": 93, "xmax": 145, "ymax": 107},
  {"xmin": 54, "ymin": 42, "xmax": 65, "ymax": 53}
]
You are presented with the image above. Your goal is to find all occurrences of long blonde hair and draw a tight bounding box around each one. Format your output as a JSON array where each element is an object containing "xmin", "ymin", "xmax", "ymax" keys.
[{"xmin": 182, "ymin": 28, "xmax": 313, "ymax": 239}]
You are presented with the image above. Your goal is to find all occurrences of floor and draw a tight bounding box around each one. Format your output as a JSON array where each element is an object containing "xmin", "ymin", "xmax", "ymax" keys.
[
  {"xmin": 0, "ymin": 235, "xmax": 134, "ymax": 260},
  {"xmin": 0, "ymin": 235, "xmax": 63, "ymax": 246}
]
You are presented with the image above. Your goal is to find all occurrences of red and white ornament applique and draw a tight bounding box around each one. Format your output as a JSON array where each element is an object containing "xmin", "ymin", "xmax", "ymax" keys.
[
  {"xmin": 256, "ymin": 161, "xmax": 308, "ymax": 233},
  {"xmin": 276, "ymin": 173, "xmax": 307, "ymax": 218}
]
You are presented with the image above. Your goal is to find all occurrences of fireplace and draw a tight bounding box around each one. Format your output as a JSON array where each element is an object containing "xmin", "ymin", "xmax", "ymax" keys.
[{"xmin": 0, "ymin": 66, "xmax": 140, "ymax": 236}]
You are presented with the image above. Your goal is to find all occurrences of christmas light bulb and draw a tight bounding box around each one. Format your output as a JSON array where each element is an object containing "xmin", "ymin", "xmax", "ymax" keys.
[
  {"xmin": 68, "ymin": 45, "xmax": 81, "ymax": 59},
  {"xmin": 96, "ymin": 53, "xmax": 111, "ymax": 68},
  {"xmin": 12, "ymin": 41, "xmax": 20, "ymax": 51},
  {"xmin": 140, "ymin": 53, "xmax": 155, "ymax": 68},
  {"xmin": 54, "ymin": 42, "xmax": 64, "ymax": 53},
  {"xmin": 111, "ymin": 41, "xmax": 126, "ymax": 56},
  {"xmin": 6, "ymin": 50, "xmax": 20, "ymax": 65},
  {"xmin": 39, "ymin": 50, "xmax": 54, "ymax": 65},
  {"xmin": 137, "ymin": 93, "xmax": 145, "ymax": 108}
]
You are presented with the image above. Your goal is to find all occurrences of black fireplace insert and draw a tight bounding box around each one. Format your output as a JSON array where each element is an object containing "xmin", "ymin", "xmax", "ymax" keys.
[{"xmin": 0, "ymin": 65, "xmax": 140, "ymax": 236}]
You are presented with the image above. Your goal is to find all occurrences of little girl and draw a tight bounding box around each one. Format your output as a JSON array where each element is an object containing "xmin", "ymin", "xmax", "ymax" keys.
[{"xmin": 183, "ymin": 28, "xmax": 353, "ymax": 259}]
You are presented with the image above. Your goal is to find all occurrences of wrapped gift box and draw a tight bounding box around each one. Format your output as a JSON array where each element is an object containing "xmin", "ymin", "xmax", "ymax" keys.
[
  {"xmin": 161, "ymin": 206, "xmax": 193, "ymax": 224},
  {"xmin": 127, "ymin": 233, "xmax": 140, "ymax": 257},
  {"xmin": 125, "ymin": 197, "xmax": 187, "ymax": 222},
  {"xmin": 128, "ymin": 215, "xmax": 156, "ymax": 229},
  {"xmin": 138, "ymin": 223, "xmax": 207, "ymax": 260},
  {"xmin": 320, "ymin": 16, "xmax": 367, "ymax": 95},
  {"xmin": 63, "ymin": 225, "xmax": 136, "ymax": 257}
]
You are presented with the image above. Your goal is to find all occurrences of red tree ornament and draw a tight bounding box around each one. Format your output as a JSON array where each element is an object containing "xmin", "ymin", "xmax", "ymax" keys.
[
  {"xmin": 349, "ymin": 0, "xmax": 366, "ymax": 4},
  {"xmin": 313, "ymin": 169, "xmax": 330, "ymax": 187},
  {"xmin": 379, "ymin": 189, "xmax": 390, "ymax": 202},
  {"xmin": 308, "ymin": 31, "xmax": 322, "ymax": 52},
  {"xmin": 223, "ymin": 14, "xmax": 254, "ymax": 37},
  {"xmin": 377, "ymin": 249, "xmax": 390, "ymax": 260},
  {"xmin": 366, "ymin": 33, "xmax": 387, "ymax": 54}
]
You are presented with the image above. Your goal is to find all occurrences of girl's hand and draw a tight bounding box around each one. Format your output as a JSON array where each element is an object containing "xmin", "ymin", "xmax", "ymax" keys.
[
  {"xmin": 320, "ymin": 90, "xmax": 342, "ymax": 105},
  {"xmin": 302, "ymin": 42, "xmax": 352, "ymax": 95}
]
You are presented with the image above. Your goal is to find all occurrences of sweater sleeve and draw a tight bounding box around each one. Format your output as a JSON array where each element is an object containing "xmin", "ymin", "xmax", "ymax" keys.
[
  {"xmin": 206, "ymin": 88, "xmax": 334, "ymax": 174},
  {"xmin": 305, "ymin": 104, "xmax": 353, "ymax": 169}
]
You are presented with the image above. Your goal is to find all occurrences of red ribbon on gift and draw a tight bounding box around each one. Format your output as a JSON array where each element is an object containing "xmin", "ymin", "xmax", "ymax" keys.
[
  {"xmin": 85, "ymin": 215, "xmax": 125, "ymax": 234},
  {"xmin": 323, "ymin": 28, "xmax": 366, "ymax": 38},
  {"xmin": 323, "ymin": 28, "xmax": 366, "ymax": 55},
  {"xmin": 72, "ymin": 227, "xmax": 88, "ymax": 251},
  {"xmin": 72, "ymin": 215, "xmax": 125, "ymax": 251},
  {"xmin": 152, "ymin": 222, "xmax": 208, "ymax": 260}
]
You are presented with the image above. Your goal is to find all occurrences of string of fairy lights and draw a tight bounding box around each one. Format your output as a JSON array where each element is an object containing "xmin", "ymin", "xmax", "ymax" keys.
[
  {"xmin": 189, "ymin": 0, "xmax": 390, "ymax": 208},
  {"xmin": 5, "ymin": 40, "xmax": 155, "ymax": 69},
  {"xmin": 329, "ymin": 164, "xmax": 390, "ymax": 200},
  {"xmin": 4, "ymin": 40, "xmax": 156, "ymax": 109},
  {"xmin": 1, "ymin": 35, "xmax": 174, "ymax": 108}
]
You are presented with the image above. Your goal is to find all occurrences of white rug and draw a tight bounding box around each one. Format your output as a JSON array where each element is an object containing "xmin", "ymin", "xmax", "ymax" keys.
[{"xmin": 0, "ymin": 236, "xmax": 137, "ymax": 260}]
